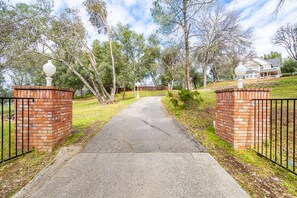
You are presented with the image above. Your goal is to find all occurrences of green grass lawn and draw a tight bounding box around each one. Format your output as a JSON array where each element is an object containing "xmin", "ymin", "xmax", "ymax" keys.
[
  {"xmin": 163, "ymin": 76, "xmax": 297, "ymax": 197},
  {"xmin": 0, "ymin": 121, "xmax": 16, "ymax": 162}
]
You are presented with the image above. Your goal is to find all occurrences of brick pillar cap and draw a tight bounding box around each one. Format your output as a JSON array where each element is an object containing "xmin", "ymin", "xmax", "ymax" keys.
[
  {"xmin": 13, "ymin": 86, "xmax": 74, "ymax": 93},
  {"xmin": 215, "ymin": 88, "xmax": 271, "ymax": 93}
]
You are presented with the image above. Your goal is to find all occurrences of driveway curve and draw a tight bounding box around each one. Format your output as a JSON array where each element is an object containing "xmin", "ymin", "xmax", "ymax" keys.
[{"xmin": 27, "ymin": 96, "xmax": 249, "ymax": 198}]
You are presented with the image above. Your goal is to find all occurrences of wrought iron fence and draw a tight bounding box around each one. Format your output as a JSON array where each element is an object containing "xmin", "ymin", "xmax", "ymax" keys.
[
  {"xmin": 0, "ymin": 97, "xmax": 34, "ymax": 163},
  {"xmin": 253, "ymin": 99, "xmax": 296, "ymax": 175}
]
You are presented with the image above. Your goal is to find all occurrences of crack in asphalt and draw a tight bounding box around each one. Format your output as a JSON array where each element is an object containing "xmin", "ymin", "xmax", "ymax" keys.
[
  {"xmin": 123, "ymin": 137, "xmax": 135, "ymax": 152},
  {"xmin": 139, "ymin": 119, "xmax": 171, "ymax": 136}
]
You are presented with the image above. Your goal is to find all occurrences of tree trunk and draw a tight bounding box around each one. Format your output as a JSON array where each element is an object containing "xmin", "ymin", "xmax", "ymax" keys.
[
  {"xmin": 107, "ymin": 30, "xmax": 116, "ymax": 101},
  {"xmin": 203, "ymin": 67, "xmax": 207, "ymax": 89},
  {"xmin": 183, "ymin": 0, "xmax": 190, "ymax": 90},
  {"xmin": 133, "ymin": 78, "xmax": 136, "ymax": 97},
  {"xmin": 91, "ymin": 80, "xmax": 105, "ymax": 104},
  {"xmin": 62, "ymin": 60, "xmax": 104, "ymax": 104},
  {"xmin": 122, "ymin": 85, "xmax": 126, "ymax": 100},
  {"xmin": 100, "ymin": 85, "xmax": 113, "ymax": 104}
]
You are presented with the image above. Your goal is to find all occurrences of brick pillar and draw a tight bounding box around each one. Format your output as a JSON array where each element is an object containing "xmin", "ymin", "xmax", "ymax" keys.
[
  {"xmin": 14, "ymin": 86, "xmax": 73, "ymax": 152},
  {"xmin": 215, "ymin": 88, "xmax": 271, "ymax": 149}
]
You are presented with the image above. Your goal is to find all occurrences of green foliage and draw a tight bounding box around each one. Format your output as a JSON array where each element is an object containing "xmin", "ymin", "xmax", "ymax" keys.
[
  {"xmin": 168, "ymin": 89, "xmax": 203, "ymax": 109},
  {"xmin": 281, "ymin": 58, "xmax": 297, "ymax": 73},
  {"xmin": 159, "ymin": 46, "xmax": 184, "ymax": 87},
  {"xmin": 111, "ymin": 23, "xmax": 147, "ymax": 90},
  {"xmin": 142, "ymin": 34, "xmax": 161, "ymax": 85},
  {"xmin": 53, "ymin": 60, "xmax": 84, "ymax": 91},
  {"xmin": 83, "ymin": 0, "xmax": 107, "ymax": 34},
  {"xmin": 263, "ymin": 51, "xmax": 282, "ymax": 62}
]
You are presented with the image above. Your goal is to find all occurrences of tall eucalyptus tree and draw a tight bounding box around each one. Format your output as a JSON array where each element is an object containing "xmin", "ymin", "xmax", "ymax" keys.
[
  {"xmin": 1, "ymin": 0, "xmax": 114, "ymax": 104},
  {"xmin": 83, "ymin": 0, "xmax": 116, "ymax": 101}
]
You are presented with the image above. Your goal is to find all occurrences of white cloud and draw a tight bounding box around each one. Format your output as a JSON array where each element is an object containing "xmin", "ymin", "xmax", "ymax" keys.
[
  {"xmin": 227, "ymin": 0, "xmax": 297, "ymax": 58},
  {"xmin": 122, "ymin": 0, "xmax": 137, "ymax": 7},
  {"xmin": 10, "ymin": 0, "xmax": 297, "ymax": 59},
  {"xmin": 227, "ymin": 0, "xmax": 260, "ymax": 11},
  {"xmin": 10, "ymin": 0, "xmax": 157, "ymax": 48}
]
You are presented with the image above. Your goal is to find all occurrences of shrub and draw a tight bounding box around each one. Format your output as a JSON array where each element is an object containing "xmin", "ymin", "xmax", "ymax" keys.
[{"xmin": 168, "ymin": 89, "xmax": 203, "ymax": 109}]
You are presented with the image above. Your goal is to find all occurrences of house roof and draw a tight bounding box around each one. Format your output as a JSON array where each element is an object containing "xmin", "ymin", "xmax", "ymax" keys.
[
  {"xmin": 266, "ymin": 58, "xmax": 281, "ymax": 67},
  {"xmin": 253, "ymin": 58, "xmax": 270, "ymax": 65}
]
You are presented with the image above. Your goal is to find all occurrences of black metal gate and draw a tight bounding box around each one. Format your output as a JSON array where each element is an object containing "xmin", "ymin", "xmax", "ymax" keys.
[
  {"xmin": 253, "ymin": 99, "xmax": 296, "ymax": 175},
  {"xmin": 0, "ymin": 97, "xmax": 34, "ymax": 163}
]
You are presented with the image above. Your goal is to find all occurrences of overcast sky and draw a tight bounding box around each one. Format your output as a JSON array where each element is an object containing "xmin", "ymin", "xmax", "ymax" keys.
[{"xmin": 11, "ymin": 0, "xmax": 297, "ymax": 58}]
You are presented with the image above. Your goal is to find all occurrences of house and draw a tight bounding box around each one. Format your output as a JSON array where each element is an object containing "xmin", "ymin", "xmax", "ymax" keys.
[{"xmin": 244, "ymin": 58, "xmax": 281, "ymax": 79}]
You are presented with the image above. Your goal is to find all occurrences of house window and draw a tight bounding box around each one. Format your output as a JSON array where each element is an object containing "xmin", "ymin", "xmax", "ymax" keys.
[{"xmin": 260, "ymin": 65, "xmax": 263, "ymax": 70}]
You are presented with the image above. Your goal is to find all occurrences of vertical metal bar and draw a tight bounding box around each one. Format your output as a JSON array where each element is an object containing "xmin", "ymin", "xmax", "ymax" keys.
[
  {"xmin": 275, "ymin": 100, "xmax": 277, "ymax": 162},
  {"xmin": 22, "ymin": 99, "xmax": 24, "ymax": 154},
  {"xmin": 280, "ymin": 100, "xmax": 283, "ymax": 165},
  {"xmin": 293, "ymin": 100, "xmax": 296, "ymax": 173},
  {"xmin": 9, "ymin": 99, "xmax": 11, "ymax": 159},
  {"xmin": 27, "ymin": 99, "xmax": 30, "ymax": 152},
  {"xmin": 258, "ymin": 100, "xmax": 260, "ymax": 152},
  {"xmin": 15, "ymin": 99, "xmax": 18, "ymax": 156},
  {"xmin": 266, "ymin": 100, "xmax": 268, "ymax": 157},
  {"xmin": 286, "ymin": 100, "xmax": 289, "ymax": 168},
  {"xmin": 1, "ymin": 98, "xmax": 4, "ymax": 162},
  {"xmin": 270, "ymin": 100, "xmax": 272, "ymax": 160},
  {"xmin": 254, "ymin": 100, "xmax": 256, "ymax": 149},
  {"xmin": 262, "ymin": 100, "xmax": 264, "ymax": 154}
]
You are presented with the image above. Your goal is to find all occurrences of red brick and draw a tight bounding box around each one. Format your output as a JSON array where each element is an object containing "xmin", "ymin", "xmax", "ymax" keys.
[
  {"xmin": 14, "ymin": 86, "xmax": 73, "ymax": 152},
  {"xmin": 215, "ymin": 88, "xmax": 270, "ymax": 149}
]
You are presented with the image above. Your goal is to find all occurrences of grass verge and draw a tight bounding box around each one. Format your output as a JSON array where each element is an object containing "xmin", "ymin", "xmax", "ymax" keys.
[{"xmin": 162, "ymin": 84, "xmax": 297, "ymax": 197}]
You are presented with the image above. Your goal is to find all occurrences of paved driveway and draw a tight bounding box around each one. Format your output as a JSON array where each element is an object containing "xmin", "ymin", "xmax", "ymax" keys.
[{"xmin": 28, "ymin": 96, "xmax": 249, "ymax": 198}]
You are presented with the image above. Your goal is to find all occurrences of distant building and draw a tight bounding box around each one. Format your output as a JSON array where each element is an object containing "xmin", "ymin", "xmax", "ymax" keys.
[{"xmin": 244, "ymin": 58, "xmax": 281, "ymax": 79}]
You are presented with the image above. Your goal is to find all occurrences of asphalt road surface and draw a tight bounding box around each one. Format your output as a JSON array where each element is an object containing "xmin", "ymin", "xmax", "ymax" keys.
[{"xmin": 28, "ymin": 96, "xmax": 249, "ymax": 198}]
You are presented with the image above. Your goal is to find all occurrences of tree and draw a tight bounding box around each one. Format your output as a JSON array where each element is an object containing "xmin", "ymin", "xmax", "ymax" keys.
[
  {"xmin": 263, "ymin": 51, "xmax": 282, "ymax": 62},
  {"xmin": 142, "ymin": 34, "xmax": 161, "ymax": 86},
  {"xmin": 190, "ymin": 66, "xmax": 203, "ymax": 89},
  {"xmin": 53, "ymin": 61, "xmax": 85, "ymax": 92},
  {"xmin": 2, "ymin": 1, "xmax": 114, "ymax": 104},
  {"xmin": 224, "ymin": 46, "xmax": 255, "ymax": 80},
  {"xmin": 194, "ymin": 5, "xmax": 252, "ymax": 88},
  {"xmin": 273, "ymin": 0, "xmax": 289, "ymax": 14},
  {"xmin": 83, "ymin": 0, "xmax": 116, "ymax": 101},
  {"xmin": 160, "ymin": 46, "xmax": 184, "ymax": 90},
  {"xmin": 92, "ymin": 40, "xmax": 124, "ymax": 93},
  {"xmin": 151, "ymin": 0, "xmax": 214, "ymax": 90},
  {"xmin": 112, "ymin": 23, "xmax": 146, "ymax": 97},
  {"xmin": 0, "ymin": 71, "xmax": 8, "ymax": 96},
  {"xmin": 273, "ymin": 23, "xmax": 297, "ymax": 61},
  {"xmin": 281, "ymin": 58, "xmax": 297, "ymax": 73}
]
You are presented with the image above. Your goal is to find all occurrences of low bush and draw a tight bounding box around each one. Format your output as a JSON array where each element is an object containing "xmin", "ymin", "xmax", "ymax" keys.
[{"xmin": 168, "ymin": 89, "xmax": 203, "ymax": 109}]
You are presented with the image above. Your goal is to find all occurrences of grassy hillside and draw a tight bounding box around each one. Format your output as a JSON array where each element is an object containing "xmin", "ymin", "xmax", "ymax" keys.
[{"xmin": 203, "ymin": 76, "xmax": 297, "ymax": 98}]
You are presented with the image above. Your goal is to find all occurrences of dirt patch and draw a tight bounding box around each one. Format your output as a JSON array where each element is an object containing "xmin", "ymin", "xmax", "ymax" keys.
[
  {"xmin": 75, "ymin": 121, "xmax": 102, "ymax": 147},
  {"xmin": 213, "ymin": 150, "xmax": 293, "ymax": 198}
]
